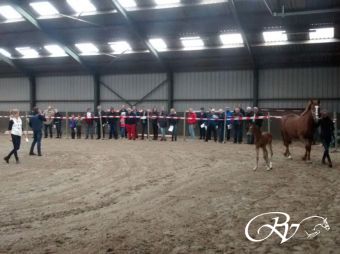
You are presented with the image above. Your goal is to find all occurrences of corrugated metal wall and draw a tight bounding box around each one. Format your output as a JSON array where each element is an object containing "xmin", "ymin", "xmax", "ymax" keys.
[
  {"xmin": 0, "ymin": 78, "xmax": 30, "ymax": 112},
  {"xmin": 100, "ymin": 73, "xmax": 168, "ymax": 110},
  {"xmin": 259, "ymin": 67, "xmax": 340, "ymax": 111},
  {"xmin": 0, "ymin": 67, "xmax": 340, "ymax": 114},
  {"xmin": 174, "ymin": 71, "xmax": 253, "ymax": 111},
  {"xmin": 36, "ymin": 75, "xmax": 94, "ymax": 112}
]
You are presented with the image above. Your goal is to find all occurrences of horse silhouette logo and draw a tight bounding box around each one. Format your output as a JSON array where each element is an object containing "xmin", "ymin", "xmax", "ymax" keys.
[{"xmin": 245, "ymin": 212, "xmax": 330, "ymax": 244}]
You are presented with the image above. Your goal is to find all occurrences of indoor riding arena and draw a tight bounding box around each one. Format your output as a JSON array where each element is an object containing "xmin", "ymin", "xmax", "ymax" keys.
[{"xmin": 0, "ymin": 1, "xmax": 339, "ymax": 254}]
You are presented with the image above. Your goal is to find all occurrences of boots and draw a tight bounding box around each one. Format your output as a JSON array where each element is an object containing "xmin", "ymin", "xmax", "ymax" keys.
[{"xmin": 4, "ymin": 156, "xmax": 9, "ymax": 164}]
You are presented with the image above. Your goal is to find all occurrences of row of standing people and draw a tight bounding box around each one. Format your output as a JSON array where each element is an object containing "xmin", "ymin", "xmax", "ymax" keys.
[{"xmin": 37, "ymin": 105, "xmax": 265, "ymax": 142}]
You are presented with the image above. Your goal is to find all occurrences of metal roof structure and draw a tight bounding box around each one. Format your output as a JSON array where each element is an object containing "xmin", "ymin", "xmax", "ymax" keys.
[{"xmin": 0, "ymin": 0, "xmax": 339, "ymax": 77}]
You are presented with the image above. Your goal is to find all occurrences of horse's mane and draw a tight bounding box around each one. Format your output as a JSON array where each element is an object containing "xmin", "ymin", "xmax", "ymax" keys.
[{"xmin": 301, "ymin": 101, "xmax": 312, "ymax": 116}]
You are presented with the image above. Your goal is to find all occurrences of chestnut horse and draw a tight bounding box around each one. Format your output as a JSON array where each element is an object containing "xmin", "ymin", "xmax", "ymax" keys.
[
  {"xmin": 281, "ymin": 100, "xmax": 320, "ymax": 161},
  {"xmin": 250, "ymin": 123, "xmax": 273, "ymax": 171}
]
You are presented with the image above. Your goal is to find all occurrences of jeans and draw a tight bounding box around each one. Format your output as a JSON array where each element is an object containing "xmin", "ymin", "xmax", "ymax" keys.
[
  {"xmin": 109, "ymin": 123, "xmax": 117, "ymax": 139},
  {"xmin": 160, "ymin": 127, "xmax": 166, "ymax": 140},
  {"xmin": 322, "ymin": 139, "xmax": 332, "ymax": 164},
  {"xmin": 7, "ymin": 134, "xmax": 21, "ymax": 161},
  {"xmin": 218, "ymin": 125, "xmax": 225, "ymax": 143},
  {"xmin": 55, "ymin": 123, "xmax": 62, "ymax": 138},
  {"xmin": 141, "ymin": 123, "xmax": 147, "ymax": 139},
  {"xmin": 188, "ymin": 124, "xmax": 195, "ymax": 139},
  {"xmin": 76, "ymin": 126, "xmax": 82, "ymax": 139},
  {"xmin": 30, "ymin": 130, "xmax": 42, "ymax": 155},
  {"xmin": 152, "ymin": 123, "xmax": 158, "ymax": 140},
  {"xmin": 44, "ymin": 124, "xmax": 53, "ymax": 138},
  {"xmin": 171, "ymin": 125, "xmax": 177, "ymax": 141},
  {"xmin": 233, "ymin": 124, "xmax": 243, "ymax": 143},
  {"xmin": 120, "ymin": 127, "xmax": 126, "ymax": 138},
  {"xmin": 206, "ymin": 125, "xmax": 217, "ymax": 142},
  {"xmin": 71, "ymin": 128, "xmax": 76, "ymax": 139},
  {"xmin": 86, "ymin": 123, "xmax": 94, "ymax": 139}
]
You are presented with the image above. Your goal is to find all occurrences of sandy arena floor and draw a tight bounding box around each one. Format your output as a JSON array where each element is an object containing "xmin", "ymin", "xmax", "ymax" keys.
[{"xmin": 0, "ymin": 136, "xmax": 339, "ymax": 254}]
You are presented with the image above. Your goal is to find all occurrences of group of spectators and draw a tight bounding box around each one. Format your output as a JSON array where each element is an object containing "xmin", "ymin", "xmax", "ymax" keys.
[{"xmin": 36, "ymin": 104, "xmax": 265, "ymax": 144}]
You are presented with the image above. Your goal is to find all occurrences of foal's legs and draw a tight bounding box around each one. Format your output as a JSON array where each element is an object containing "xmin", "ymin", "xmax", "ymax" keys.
[
  {"xmin": 253, "ymin": 147, "xmax": 259, "ymax": 171},
  {"xmin": 268, "ymin": 142, "xmax": 273, "ymax": 169},
  {"xmin": 263, "ymin": 147, "xmax": 271, "ymax": 170}
]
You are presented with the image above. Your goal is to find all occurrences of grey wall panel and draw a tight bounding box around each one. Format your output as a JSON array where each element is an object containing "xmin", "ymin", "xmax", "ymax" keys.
[
  {"xmin": 259, "ymin": 67, "xmax": 340, "ymax": 111},
  {"xmin": 0, "ymin": 78, "xmax": 29, "ymax": 101},
  {"xmin": 174, "ymin": 71, "xmax": 253, "ymax": 100},
  {"xmin": 259, "ymin": 100, "xmax": 340, "ymax": 112},
  {"xmin": 174, "ymin": 100, "xmax": 253, "ymax": 112},
  {"xmin": 36, "ymin": 76, "xmax": 94, "ymax": 100},
  {"xmin": 0, "ymin": 102, "xmax": 30, "ymax": 112},
  {"xmin": 36, "ymin": 102, "xmax": 93, "ymax": 113},
  {"xmin": 101, "ymin": 101, "xmax": 168, "ymax": 111},
  {"xmin": 101, "ymin": 73, "xmax": 167, "ymax": 101}
]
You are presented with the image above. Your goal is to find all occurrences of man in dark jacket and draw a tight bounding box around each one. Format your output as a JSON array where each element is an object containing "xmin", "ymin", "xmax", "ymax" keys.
[
  {"xmin": 108, "ymin": 107, "xmax": 118, "ymax": 139},
  {"xmin": 318, "ymin": 111, "xmax": 334, "ymax": 168},
  {"xmin": 140, "ymin": 108, "xmax": 148, "ymax": 140},
  {"xmin": 54, "ymin": 109, "xmax": 63, "ymax": 139},
  {"xmin": 151, "ymin": 108, "xmax": 159, "ymax": 140},
  {"xmin": 95, "ymin": 105, "xmax": 105, "ymax": 139},
  {"xmin": 233, "ymin": 107, "xmax": 244, "ymax": 144},
  {"xmin": 245, "ymin": 107, "xmax": 254, "ymax": 144},
  {"xmin": 197, "ymin": 107, "xmax": 207, "ymax": 140},
  {"xmin": 29, "ymin": 107, "xmax": 46, "ymax": 156},
  {"xmin": 205, "ymin": 109, "xmax": 218, "ymax": 142},
  {"xmin": 217, "ymin": 109, "xmax": 225, "ymax": 143}
]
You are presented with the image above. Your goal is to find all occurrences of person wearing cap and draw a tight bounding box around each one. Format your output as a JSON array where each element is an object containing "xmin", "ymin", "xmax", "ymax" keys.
[
  {"xmin": 245, "ymin": 106, "xmax": 254, "ymax": 144},
  {"xmin": 197, "ymin": 107, "xmax": 207, "ymax": 140},
  {"xmin": 187, "ymin": 108, "xmax": 197, "ymax": 140},
  {"xmin": 317, "ymin": 110, "xmax": 334, "ymax": 168},
  {"xmin": 205, "ymin": 109, "xmax": 218, "ymax": 142},
  {"xmin": 233, "ymin": 107, "xmax": 244, "ymax": 144}
]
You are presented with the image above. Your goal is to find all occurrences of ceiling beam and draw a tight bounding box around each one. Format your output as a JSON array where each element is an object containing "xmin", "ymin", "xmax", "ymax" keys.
[
  {"xmin": 229, "ymin": 0, "xmax": 255, "ymax": 67},
  {"xmin": 0, "ymin": 52, "xmax": 32, "ymax": 75},
  {"xmin": 10, "ymin": 0, "xmax": 95, "ymax": 74},
  {"xmin": 110, "ymin": 0, "xmax": 169, "ymax": 71}
]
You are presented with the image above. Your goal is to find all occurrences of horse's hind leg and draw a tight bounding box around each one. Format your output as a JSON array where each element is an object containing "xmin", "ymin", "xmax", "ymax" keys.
[
  {"xmin": 268, "ymin": 142, "xmax": 273, "ymax": 169},
  {"xmin": 253, "ymin": 147, "xmax": 259, "ymax": 171}
]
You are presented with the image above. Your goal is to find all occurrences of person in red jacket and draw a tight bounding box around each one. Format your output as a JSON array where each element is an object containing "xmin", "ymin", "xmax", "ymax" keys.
[{"xmin": 187, "ymin": 108, "xmax": 197, "ymax": 139}]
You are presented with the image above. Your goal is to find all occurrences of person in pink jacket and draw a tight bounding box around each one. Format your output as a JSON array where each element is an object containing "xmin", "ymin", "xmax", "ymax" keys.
[{"xmin": 187, "ymin": 108, "xmax": 197, "ymax": 139}]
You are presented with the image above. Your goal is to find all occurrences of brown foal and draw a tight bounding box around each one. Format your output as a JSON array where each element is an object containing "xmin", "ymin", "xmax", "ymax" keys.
[{"xmin": 250, "ymin": 123, "xmax": 273, "ymax": 171}]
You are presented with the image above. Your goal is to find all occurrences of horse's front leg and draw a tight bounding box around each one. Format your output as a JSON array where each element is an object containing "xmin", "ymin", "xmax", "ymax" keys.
[
  {"xmin": 306, "ymin": 140, "xmax": 312, "ymax": 161},
  {"xmin": 253, "ymin": 147, "xmax": 259, "ymax": 171}
]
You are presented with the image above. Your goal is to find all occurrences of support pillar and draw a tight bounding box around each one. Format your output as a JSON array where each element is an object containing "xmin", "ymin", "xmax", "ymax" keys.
[{"xmin": 29, "ymin": 75, "xmax": 36, "ymax": 110}]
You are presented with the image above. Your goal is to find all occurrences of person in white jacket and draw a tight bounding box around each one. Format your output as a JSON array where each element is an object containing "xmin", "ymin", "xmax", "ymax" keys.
[{"xmin": 4, "ymin": 109, "xmax": 23, "ymax": 164}]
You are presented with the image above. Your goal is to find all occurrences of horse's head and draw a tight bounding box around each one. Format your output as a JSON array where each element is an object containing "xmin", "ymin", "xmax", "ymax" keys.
[
  {"xmin": 304, "ymin": 99, "xmax": 320, "ymax": 122},
  {"xmin": 321, "ymin": 218, "xmax": 330, "ymax": 231}
]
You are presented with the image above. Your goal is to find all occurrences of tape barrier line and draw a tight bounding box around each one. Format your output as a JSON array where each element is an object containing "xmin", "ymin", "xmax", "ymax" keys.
[{"xmin": 0, "ymin": 115, "xmax": 279, "ymax": 121}]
